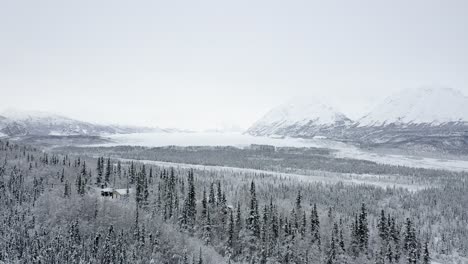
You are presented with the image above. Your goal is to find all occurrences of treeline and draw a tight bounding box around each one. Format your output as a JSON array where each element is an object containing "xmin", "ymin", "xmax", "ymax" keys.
[{"xmin": 62, "ymin": 145, "xmax": 468, "ymax": 181}]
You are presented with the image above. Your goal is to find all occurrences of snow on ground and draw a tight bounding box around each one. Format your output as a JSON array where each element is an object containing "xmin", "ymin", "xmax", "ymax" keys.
[
  {"xmin": 106, "ymin": 132, "xmax": 312, "ymax": 148},
  {"xmin": 333, "ymin": 145, "xmax": 468, "ymax": 172},
  {"xmin": 117, "ymin": 158, "xmax": 429, "ymax": 191},
  {"xmin": 105, "ymin": 132, "xmax": 468, "ymax": 172},
  {"xmin": 431, "ymin": 255, "xmax": 468, "ymax": 264}
]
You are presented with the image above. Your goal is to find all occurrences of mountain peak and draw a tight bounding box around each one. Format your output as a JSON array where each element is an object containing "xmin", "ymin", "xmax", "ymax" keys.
[
  {"xmin": 247, "ymin": 97, "xmax": 351, "ymax": 137},
  {"xmin": 358, "ymin": 86, "xmax": 468, "ymax": 127},
  {"xmin": 257, "ymin": 97, "xmax": 346, "ymax": 126}
]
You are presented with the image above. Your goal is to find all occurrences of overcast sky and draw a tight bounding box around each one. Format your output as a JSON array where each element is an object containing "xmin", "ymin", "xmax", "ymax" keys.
[{"xmin": 1, "ymin": 0, "xmax": 467, "ymax": 130}]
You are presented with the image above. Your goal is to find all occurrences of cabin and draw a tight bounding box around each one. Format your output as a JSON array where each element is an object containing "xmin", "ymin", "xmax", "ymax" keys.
[
  {"xmin": 100, "ymin": 188, "xmax": 132, "ymax": 199},
  {"xmin": 112, "ymin": 188, "xmax": 131, "ymax": 199}
]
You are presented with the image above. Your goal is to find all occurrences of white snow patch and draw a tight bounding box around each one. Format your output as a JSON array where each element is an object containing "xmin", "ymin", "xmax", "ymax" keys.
[{"xmin": 49, "ymin": 131, "xmax": 80, "ymax": 136}]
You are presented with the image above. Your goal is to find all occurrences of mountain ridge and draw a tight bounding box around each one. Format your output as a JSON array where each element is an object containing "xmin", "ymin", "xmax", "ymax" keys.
[
  {"xmin": 0, "ymin": 109, "xmax": 162, "ymax": 137},
  {"xmin": 357, "ymin": 87, "xmax": 468, "ymax": 127}
]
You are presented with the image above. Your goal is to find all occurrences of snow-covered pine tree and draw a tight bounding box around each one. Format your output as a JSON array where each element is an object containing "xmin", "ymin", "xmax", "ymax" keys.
[
  {"xmin": 105, "ymin": 158, "xmax": 111, "ymax": 184},
  {"xmin": 248, "ymin": 181, "xmax": 260, "ymax": 239},
  {"xmin": 358, "ymin": 203, "xmax": 369, "ymax": 254},
  {"xmin": 96, "ymin": 157, "xmax": 103, "ymax": 186}
]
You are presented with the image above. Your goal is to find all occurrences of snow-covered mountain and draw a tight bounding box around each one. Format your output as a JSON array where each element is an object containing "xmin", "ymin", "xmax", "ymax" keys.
[
  {"xmin": 358, "ymin": 87, "xmax": 468, "ymax": 127},
  {"xmin": 347, "ymin": 87, "xmax": 468, "ymax": 153},
  {"xmin": 0, "ymin": 109, "xmax": 160, "ymax": 137},
  {"xmin": 246, "ymin": 87, "xmax": 468, "ymax": 154},
  {"xmin": 246, "ymin": 98, "xmax": 352, "ymax": 138}
]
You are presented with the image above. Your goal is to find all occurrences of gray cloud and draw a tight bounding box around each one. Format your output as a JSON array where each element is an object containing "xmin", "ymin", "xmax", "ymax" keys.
[{"xmin": 1, "ymin": 0, "xmax": 467, "ymax": 130}]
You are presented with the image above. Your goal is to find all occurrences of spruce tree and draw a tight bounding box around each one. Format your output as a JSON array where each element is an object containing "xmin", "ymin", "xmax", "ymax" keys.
[
  {"xmin": 327, "ymin": 228, "xmax": 337, "ymax": 264},
  {"xmin": 75, "ymin": 173, "xmax": 82, "ymax": 195},
  {"xmin": 129, "ymin": 162, "xmax": 135, "ymax": 184},
  {"xmin": 201, "ymin": 187, "xmax": 207, "ymax": 221},
  {"xmin": 81, "ymin": 161, "xmax": 87, "ymax": 177},
  {"xmin": 60, "ymin": 168, "xmax": 65, "ymax": 183},
  {"xmin": 96, "ymin": 157, "xmax": 103, "ymax": 187},
  {"xmin": 148, "ymin": 166, "xmax": 152, "ymax": 184},
  {"xmin": 182, "ymin": 169, "xmax": 197, "ymax": 230},
  {"xmin": 310, "ymin": 203, "xmax": 321, "ymax": 247},
  {"xmin": 378, "ymin": 209, "xmax": 388, "ymax": 242},
  {"xmin": 235, "ymin": 202, "xmax": 242, "ymax": 235},
  {"xmin": 203, "ymin": 210, "xmax": 212, "ymax": 245},
  {"xmin": 216, "ymin": 181, "xmax": 222, "ymax": 207},
  {"xmin": 208, "ymin": 182, "xmax": 216, "ymax": 206},
  {"xmin": 227, "ymin": 210, "xmax": 235, "ymax": 249},
  {"xmin": 404, "ymin": 218, "xmax": 418, "ymax": 264},
  {"xmin": 105, "ymin": 158, "xmax": 111, "ymax": 184},
  {"xmin": 358, "ymin": 203, "xmax": 369, "ymax": 253},
  {"xmin": 248, "ymin": 181, "xmax": 260, "ymax": 239},
  {"xmin": 117, "ymin": 161, "xmax": 121, "ymax": 178},
  {"xmin": 339, "ymin": 220, "xmax": 345, "ymax": 253}
]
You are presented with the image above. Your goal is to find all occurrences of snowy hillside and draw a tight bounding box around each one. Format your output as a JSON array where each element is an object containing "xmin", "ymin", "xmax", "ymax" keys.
[
  {"xmin": 246, "ymin": 98, "xmax": 352, "ymax": 137},
  {"xmin": 358, "ymin": 86, "xmax": 468, "ymax": 127},
  {"xmin": 0, "ymin": 109, "xmax": 160, "ymax": 136}
]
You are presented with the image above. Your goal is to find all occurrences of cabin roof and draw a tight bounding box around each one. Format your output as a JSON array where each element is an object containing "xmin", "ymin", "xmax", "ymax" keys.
[
  {"xmin": 115, "ymin": 189, "xmax": 132, "ymax": 195},
  {"xmin": 100, "ymin": 187, "xmax": 132, "ymax": 195}
]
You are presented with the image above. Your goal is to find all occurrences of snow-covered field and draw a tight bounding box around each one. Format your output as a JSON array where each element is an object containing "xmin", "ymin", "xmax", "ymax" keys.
[
  {"xmin": 106, "ymin": 131, "xmax": 311, "ymax": 148},
  {"xmin": 118, "ymin": 158, "xmax": 428, "ymax": 191},
  {"xmin": 333, "ymin": 145, "xmax": 468, "ymax": 172},
  {"xmin": 106, "ymin": 132, "xmax": 468, "ymax": 172}
]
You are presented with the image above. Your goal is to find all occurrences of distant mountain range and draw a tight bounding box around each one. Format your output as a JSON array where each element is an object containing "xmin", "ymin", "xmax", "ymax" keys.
[
  {"xmin": 247, "ymin": 87, "xmax": 468, "ymax": 154},
  {"xmin": 0, "ymin": 109, "xmax": 162, "ymax": 137},
  {"xmin": 3, "ymin": 86, "xmax": 468, "ymax": 154}
]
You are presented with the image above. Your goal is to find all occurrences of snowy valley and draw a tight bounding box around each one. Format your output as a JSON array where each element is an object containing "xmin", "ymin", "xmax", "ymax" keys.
[{"xmin": 1, "ymin": 87, "xmax": 467, "ymax": 263}]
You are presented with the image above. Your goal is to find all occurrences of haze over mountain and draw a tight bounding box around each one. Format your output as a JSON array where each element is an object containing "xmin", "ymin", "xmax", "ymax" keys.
[{"xmin": 0, "ymin": 109, "xmax": 161, "ymax": 137}]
